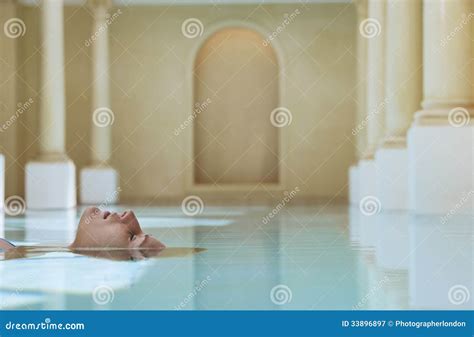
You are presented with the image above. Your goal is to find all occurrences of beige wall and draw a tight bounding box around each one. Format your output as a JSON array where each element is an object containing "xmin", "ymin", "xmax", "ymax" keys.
[{"xmin": 12, "ymin": 3, "xmax": 357, "ymax": 202}]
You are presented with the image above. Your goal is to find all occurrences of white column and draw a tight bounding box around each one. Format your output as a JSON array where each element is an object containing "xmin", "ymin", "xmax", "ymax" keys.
[
  {"xmin": 0, "ymin": 0, "xmax": 19, "ymax": 209},
  {"xmin": 91, "ymin": 0, "xmax": 112, "ymax": 165},
  {"xmin": 355, "ymin": 0, "xmax": 368, "ymax": 159},
  {"xmin": 364, "ymin": 0, "xmax": 385, "ymax": 158},
  {"xmin": 349, "ymin": 0, "xmax": 368, "ymax": 205},
  {"xmin": 421, "ymin": 0, "xmax": 473, "ymax": 112},
  {"xmin": 407, "ymin": 0, "xmax": 473, "ymax": 214},
  {"xmin": 25, "ymin": 0, "xmax": 76, "ymax": 209},
  {"xmin": 383, "ymin": 0, "xmax": 422, "ymax": 141},
  {"xmin": 0, "ymin": 156, "xmax": 4, "ymax": 213},
  {"xmin": 39, "ymin": 0, "xmax": 66, "ymax": 159},
  {"xmin": 80, "ymin": 0, "xmax": 119, "ymax": 205},
  {"xmin": 375, "ymin": 0, "xmax": 422, "ymax": 210},
  {"xmin": 358, "ymin": 0, "xmax": 385, "ymax": 202}
]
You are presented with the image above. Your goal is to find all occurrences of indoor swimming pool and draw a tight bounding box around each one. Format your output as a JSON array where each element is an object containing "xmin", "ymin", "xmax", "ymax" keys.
[{"xmin": 0, "ymin": 204, "xmax": 472, "ymax": 310}]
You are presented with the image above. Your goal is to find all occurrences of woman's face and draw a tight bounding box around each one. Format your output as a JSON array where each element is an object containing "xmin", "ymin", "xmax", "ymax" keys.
[{"xmin": 70, "ymin": 207, "xmax": 165, "ymax": 251}]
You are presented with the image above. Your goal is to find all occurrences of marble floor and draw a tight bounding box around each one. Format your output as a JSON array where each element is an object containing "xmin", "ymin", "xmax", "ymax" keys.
[{"xmin": 0, "ymin": 204, "xmax": 472, "ymax": 310}]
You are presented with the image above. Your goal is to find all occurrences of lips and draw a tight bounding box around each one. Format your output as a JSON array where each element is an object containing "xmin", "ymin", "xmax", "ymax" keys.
[{"xmin": 103, "ymin": 211, "xmax": 111, "ymax": 219}]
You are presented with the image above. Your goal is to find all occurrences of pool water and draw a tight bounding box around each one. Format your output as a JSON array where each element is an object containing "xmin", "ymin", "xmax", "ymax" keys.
[{"xmin": 0, "ymin": 204, "xmax": 472, "ymax": 310}]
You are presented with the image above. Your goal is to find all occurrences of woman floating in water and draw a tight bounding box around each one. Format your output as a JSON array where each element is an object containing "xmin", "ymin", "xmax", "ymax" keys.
[
  {"xmin": 71, "ymin": 206, "xmax": 166, "ymax": 251},
  {"xmin": 0, "ymin": 207, "xmax": 173, "ymax": 261}
]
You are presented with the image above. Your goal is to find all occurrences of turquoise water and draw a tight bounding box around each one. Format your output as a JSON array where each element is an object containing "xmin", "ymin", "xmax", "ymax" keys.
[{"xmin": 0, "ymin": 205, "xmax": 472, "ymax": 310}]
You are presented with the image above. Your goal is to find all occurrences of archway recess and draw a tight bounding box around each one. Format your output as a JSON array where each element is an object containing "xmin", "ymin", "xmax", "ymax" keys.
[{"xmin": 193, "ymin": 27, "xmax": 280, "ymax": 185}]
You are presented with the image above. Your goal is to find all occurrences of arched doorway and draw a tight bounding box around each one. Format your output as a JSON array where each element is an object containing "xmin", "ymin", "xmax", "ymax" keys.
[{"xmin": 193, "ymin": 27, "xmax": 280, "ymax": 185}]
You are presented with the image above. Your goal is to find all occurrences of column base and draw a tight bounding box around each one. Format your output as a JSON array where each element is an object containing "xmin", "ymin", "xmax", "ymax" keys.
[
  {"xmin": 25, "ymin": 160, "xmax": 76, "ymax": 209},
  {"xmin": 375, "ymin": 145, "xmax": 409, "ymax": 210},
  {"xmin": 358, "ymin": 159, "xmax": 377, "ymax": 198},
  {"xmin": 348, "ymin": 164, "xmax": 360, "ymax": 205},
  {"xmin": 407, "ymin": 123, "xmax": 473, "ymax": 214},
  {"xmin": 80, "ymin": 166, "xmax": 119, "ymax": 205}
]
